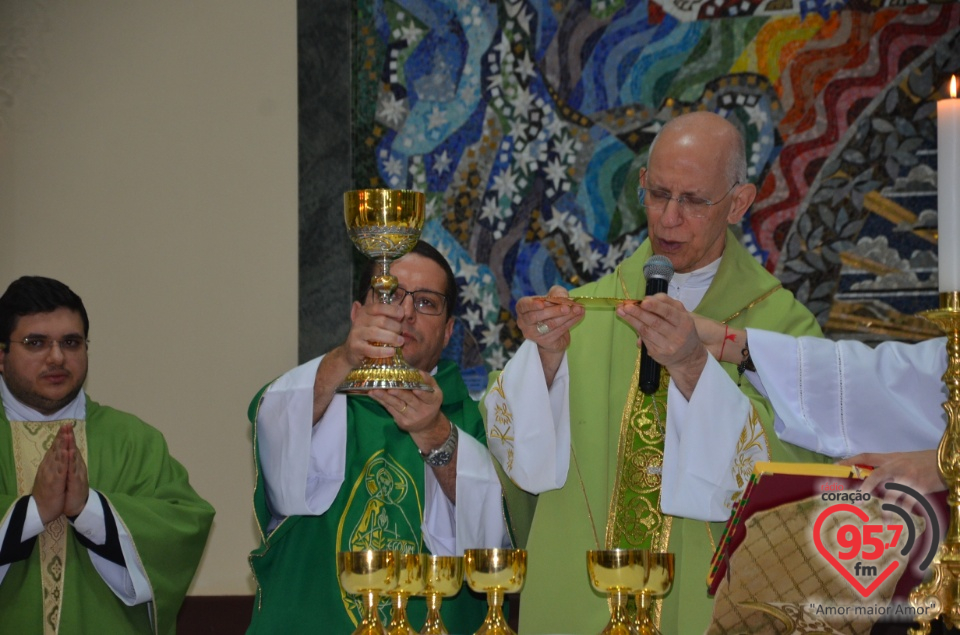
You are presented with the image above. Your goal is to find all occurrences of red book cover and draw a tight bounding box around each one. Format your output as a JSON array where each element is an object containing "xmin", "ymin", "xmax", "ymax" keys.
[{"xmin": 707, "ymin": 461, "xmax": 870, "ymax": 595}]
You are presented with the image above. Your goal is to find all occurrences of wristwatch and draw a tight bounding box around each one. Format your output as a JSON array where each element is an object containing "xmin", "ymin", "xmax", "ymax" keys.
[{"xmin": 420, "ymin": 420, "xmax": 458, "ymax": 467}]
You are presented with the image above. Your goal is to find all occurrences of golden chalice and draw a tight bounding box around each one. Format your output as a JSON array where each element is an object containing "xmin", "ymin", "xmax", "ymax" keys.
[
  {"xmin": 418, "ymin": 555, "xmax": 463, "ymax": 635},
  {"xmin": 464, "ymin": 548, "xmax": 526, "ymax": 635},
  {"xmin": 338, "ymin": 188, "xmax": 430, "ymax": 392},
  {"xmin": 387, "ymin": 553, "xmax": 425, "ymax": 635},
  {"xmin": 633, "ymin": 552, "xmax": 674, "ymax": 635},
  {"xmin": 337, "ymin": 549, "xmax": 399, "ymax": 635},
  {"xmin": 587, "ymin": 549, "xmax": 645, "ymax": 635}
]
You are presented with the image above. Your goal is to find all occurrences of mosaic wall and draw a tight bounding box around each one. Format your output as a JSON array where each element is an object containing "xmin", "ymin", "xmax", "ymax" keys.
[{"xmin": 348, "ymin": 0, "xmax": 960, "ymax": 391}]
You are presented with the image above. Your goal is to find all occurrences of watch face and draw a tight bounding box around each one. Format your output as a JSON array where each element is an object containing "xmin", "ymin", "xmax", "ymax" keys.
[
  {"xmin": 421, "ymin": 422, "xmax": 458, "ymax": 467},
  {"xmin": 424, "ymin": 449, "xmax": 453, "ymax": 467}
]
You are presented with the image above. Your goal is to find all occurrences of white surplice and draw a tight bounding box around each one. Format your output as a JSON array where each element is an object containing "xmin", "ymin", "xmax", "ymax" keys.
[
  {"xmin": 745, "ymin": 329, "xmax": 947, "ymax": 455},
  {"xmin": 256, "ymin": 356, "xmax": 510, "ymax": 555}
]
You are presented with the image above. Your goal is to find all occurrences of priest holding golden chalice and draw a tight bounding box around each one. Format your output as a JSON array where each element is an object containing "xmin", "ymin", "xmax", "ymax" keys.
[{"xmin": 246, "ymin": 189, "xmax": 511, "ymax": 633}]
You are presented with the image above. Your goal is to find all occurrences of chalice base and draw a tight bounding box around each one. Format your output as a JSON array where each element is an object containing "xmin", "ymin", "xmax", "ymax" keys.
[{"xmin": 338, "ymin": 349, "xmax": 432, "ymax": 392}]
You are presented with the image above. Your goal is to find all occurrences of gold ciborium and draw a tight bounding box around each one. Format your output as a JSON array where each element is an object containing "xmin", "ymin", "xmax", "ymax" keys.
[
  {"xmin": 464, "ymin": 548, "xmax": 526, "ymax": 635},
  {"xmin": 387, "ymin": 553, "xmax": 425, "ymax": 635},
  {"xmin": 418, "ymin": 555, "xmax": 463, "ymax": 635},
  {"xmin": 587, "ymin": 549, "xmax": 645, "ymax": 635},
  {"xmin": 338, "ymin": 549, "xmax": 399, "ymax": 635},
  {"xmin": 338, "ymin": 188, "xmax": 431, "ymax": 392},
  {"xmin": 633, "ymin": 551, "xmax": 674, "ymax": 635}
]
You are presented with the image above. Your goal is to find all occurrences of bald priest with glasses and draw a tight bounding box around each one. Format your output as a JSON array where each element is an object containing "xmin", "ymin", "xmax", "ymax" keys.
[
  {"xmin": 484, "ymin": 111, "xmax": 826, "ymax": 634},
  {"xmin": 245, "ymin": 240, "xmax": 509, "ymax": 633},
  {"xmin": 0, "ymin": 276, "xmax": 214, "ymax": 634}
]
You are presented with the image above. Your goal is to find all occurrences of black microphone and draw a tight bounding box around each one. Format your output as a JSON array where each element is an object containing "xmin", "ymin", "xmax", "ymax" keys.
[{"xmin": 639, "ymin": 255, "xmax": 675, "ymax": 394}]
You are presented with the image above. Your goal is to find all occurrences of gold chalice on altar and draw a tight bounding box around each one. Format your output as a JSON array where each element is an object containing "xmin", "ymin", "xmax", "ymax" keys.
[
  {"xmin": 337, "ymin": 549, "xmax": 399, "ymax": 635},
  {"xmin": 418, "ymin": 555, "xmax": 463, "ymax": 635},
  {"xmin": 587, "ymin": 549, "xmax": 645, "ymax": 635},
  {"xmin": 387, "ymin": 553, "xmax": 425, "ymax": 635},
  {"xmin": 338, "ymin": 188, "xmax": 430, "ymax": 392},
  {"xmin": 633, "ymin": 551, "xmax": 674, "ymax": 635},
  {"xmin": 464, "ymin": 548, "xmax": 526, "ymax": 635}
]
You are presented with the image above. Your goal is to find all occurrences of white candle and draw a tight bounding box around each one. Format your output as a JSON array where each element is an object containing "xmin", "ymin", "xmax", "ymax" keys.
[{"xmin": 939, "ymin": 75, "xmax": 960, "ymax": 292}]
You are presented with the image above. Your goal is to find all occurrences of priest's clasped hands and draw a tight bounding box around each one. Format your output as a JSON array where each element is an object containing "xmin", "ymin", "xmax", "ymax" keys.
[{"xmin": 32, "ymin": 423, "xmax": 89, "ymax": 525}]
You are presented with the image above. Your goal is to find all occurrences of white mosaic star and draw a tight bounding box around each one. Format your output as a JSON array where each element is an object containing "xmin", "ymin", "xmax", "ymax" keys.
[
  {"xmin": 377, "ymin": 92, "xmax": 407, "ymax": 127},
  {"xmin": 461, "ymin": 281, "xmax": 484, "ymax": 306},
  {"xmin": 479, "ymin": 197, "xmax": 502, "ymax": 223},
  {"xmin": 383, "ymin": 155, "xmax": 404, "ymax": 178},
  {"xmin": 433, "ymin": 150, "xmax": 452, "ymax": 175},
  {"xmin": 515, "ymin": 53, "xmax": 537, "ymax": 83},
  {"xmin": 457, "ymin": 258, "xmax": 480, "ymax": 281},
  {"xmin": 491, "ymin": 166, "xmax": 519, "ymax": 199},
  {"xmin": 544, "ymin": 156, "xmax": 568, "ymax": 188},
  {"xmin": 462, "ymin": 306, "xmax": 484, "ymax": 330},
  {"xmin": 487, "ymin": 347, "xmax": 507, "ymax": 370},
  {"xmin": 398, "ymin": 21, "xmax": 424, "ymax": 45},
  {"xmin": 427, "ymin": 105, "xmax": 448, "ymax": 130}
]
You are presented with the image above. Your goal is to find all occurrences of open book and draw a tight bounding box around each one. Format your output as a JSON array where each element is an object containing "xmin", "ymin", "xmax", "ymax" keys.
[
  {"xmin": 705, "ymin": 461, "xmax": 947, "ymax": 635},
  {"xmin": 707, "ymin": 461, "xmax": 872, "ymax": 595}
]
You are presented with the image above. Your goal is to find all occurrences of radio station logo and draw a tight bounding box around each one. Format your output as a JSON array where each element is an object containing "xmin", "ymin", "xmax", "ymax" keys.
[{"xmin": 813, "ymin": 482, "xmax": 940, "ymax": 599}]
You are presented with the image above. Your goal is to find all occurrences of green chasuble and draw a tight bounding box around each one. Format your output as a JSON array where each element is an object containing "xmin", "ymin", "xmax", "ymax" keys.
[
  {"xmin": 247, "ymin": 359, "xmax": 489, "ymax": 634},
  {"xmin": 0, "ymin": 398, "xmax": 215, "ymax": 635},
  {"xmin": 495, "ymin": 232, "xmax": 826, "ymax": 634}
]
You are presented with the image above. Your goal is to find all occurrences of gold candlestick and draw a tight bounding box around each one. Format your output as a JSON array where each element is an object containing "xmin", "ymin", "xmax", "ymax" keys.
[{"xmin": 909, "ymin": 291, "xmax": 960, "ymax": 634}]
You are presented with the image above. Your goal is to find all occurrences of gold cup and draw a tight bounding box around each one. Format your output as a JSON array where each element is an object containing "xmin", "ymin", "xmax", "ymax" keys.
[
  {"xmin": 387, "ymin": 553, "xmax": 425, "ymax": 635},
  {"xmin": 633, "ymin": 552, "xmax": 674, "ymax": 635},
  {"xmin": 338, "ymin": 188, "xmax": 431, "ymax": 392},
  {"xmin": 464, "ymin": 548, "xmax": 526, "ymax": 635},
  {"xmin": 337, "ymin": 549, "xmax": 399, "ymax": 635},
  {"xmin": 587, "ymin": 549, "xmax": 646, "ymax": 635},
  {"xmin": 418, "ymin": 555, "xmax": 463, "ymax": 635}
]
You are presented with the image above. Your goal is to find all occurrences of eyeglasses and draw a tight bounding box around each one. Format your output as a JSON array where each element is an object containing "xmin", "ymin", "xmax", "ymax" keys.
[
  {"xmin": 637, "ymin": 179, "xmax": 740, "ymax": 219},
  {"xmin": 5, "ymin": 336, "xmax": 89, "ymax": 355},
  {"xmin": 390, "ymin": 287, "xmax": 447, "ymax": 316}
]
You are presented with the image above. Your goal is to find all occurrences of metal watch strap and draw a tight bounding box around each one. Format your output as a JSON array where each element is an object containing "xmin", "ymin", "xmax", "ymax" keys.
[{"xmin": 420, "ymin": 420, "xmax": 458, "ymax": 467}]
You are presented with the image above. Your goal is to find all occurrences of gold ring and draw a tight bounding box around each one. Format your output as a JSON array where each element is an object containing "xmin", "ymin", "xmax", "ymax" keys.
[{"xmin": 399, "ymin": 403, "xmax": 407, "ymax": 413}]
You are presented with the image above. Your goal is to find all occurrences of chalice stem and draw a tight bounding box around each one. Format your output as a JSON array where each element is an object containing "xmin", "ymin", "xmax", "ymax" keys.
[
  {"xmin": 387, "ymin": 591, "xmax": 415, "ymax": 635},
  {"xmin": 356, "ymin": 589, "xmax": 385, "ymax": 635},
  {"xmin": 635, "ymin": 592, "xmax": 659, "ymax": 635},
  {"xmin": 474, "ymin": 588, "xmax": 514, "ymax": 635},
  {"xmin": 374, "ymin": 258, "xmax": 393, "ymax": 303},
  {"xmin": 603, "ymin": 589, "xmax": 638, "ymax": 635},
  {"xmin": 420, "ymin": 593, "xmax": 448, "ymax": 635}
]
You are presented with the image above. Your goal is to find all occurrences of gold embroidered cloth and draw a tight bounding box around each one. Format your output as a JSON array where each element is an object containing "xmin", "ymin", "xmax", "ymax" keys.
[{"xmin": 10, "ymin": 419, "xmax": 87, "ymax": 635}]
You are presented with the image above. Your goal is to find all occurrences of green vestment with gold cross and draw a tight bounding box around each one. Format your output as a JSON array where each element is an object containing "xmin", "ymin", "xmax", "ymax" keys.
[
  {"xmin": 246, "ymin": 359, "xmax": 491, "ymax": 634},
  {"xmin": 496, "ymin": 232, "xmax": 826, "ymax": 634}
]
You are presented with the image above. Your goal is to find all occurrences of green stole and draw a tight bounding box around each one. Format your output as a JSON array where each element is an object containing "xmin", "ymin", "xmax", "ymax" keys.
[
  {"xmin": 505, "ymin": 232, "xmax": 826, "ymax": 634},
  {"xmin": 247, "ymin": 360, "xmax": 489, "ymax": 634},
  {"xmin": 0, "ymin": 399, "xmax": 215, "ymax": 635}
]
